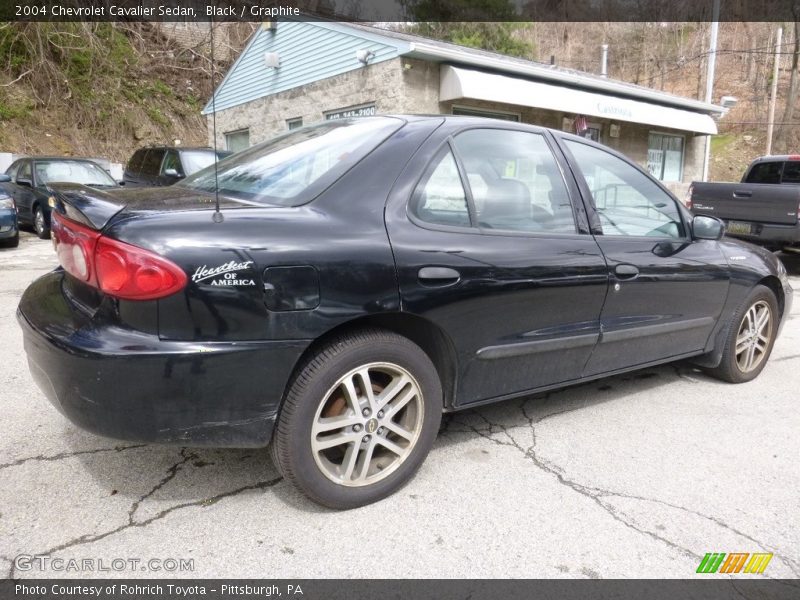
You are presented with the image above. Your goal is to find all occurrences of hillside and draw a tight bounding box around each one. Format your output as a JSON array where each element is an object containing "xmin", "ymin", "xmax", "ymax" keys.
[
  {"xmin": 0, "ymin": 21, "xmax": 797, "ymax": 181},
  {"xmin": 0, "ymin": 22, "xmax": 255, "ymax": 163}
]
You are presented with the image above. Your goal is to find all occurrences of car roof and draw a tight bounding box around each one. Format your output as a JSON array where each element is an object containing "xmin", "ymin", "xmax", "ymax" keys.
[
  {"xmin": 139, "ymin": 146, "xmax": 218, "ymax": 151},
  {"xmin": 750, "ymin": 155, "xmax": 800, "ymax": 163},
  {"xmin": 17, "ymin": 156, "xmax": 103, "ymax": 162}
]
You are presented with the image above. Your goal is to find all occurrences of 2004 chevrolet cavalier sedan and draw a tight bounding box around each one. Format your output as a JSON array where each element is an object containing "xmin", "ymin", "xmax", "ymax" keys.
[{"xmin": 17, "ymin": 116, "xmax": 793, "ymax": 508}]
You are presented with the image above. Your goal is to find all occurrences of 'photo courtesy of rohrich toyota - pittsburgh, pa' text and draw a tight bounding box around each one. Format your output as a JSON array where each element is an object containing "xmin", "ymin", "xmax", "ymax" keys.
[{"xmin": 0, "ymin": 1, "xmax": 798, "ymax": 599}]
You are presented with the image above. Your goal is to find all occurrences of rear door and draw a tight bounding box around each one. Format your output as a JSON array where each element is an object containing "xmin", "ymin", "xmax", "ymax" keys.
[
  {"xmin": 559, "ymin": 137, "xmax": 730, "ymax": 376},
  {"xmin": 386, "ymin": 124, "xmax": 609, "ymax": 406}
]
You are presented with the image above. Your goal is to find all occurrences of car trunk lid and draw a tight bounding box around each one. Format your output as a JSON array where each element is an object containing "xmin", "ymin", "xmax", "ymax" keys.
[{"xmin": 49, "ymin": 183, "xmax": 262, "ymax": 231}]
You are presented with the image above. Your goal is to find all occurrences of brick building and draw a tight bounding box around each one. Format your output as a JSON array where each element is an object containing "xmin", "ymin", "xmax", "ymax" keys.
[{"xmin": 203, "ymin": 19, "xmax": 725, "ymax": 196}]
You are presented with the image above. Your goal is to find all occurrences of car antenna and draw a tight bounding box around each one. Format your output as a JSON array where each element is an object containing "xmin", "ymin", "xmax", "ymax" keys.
[{"xmin": 209, "ymin": 16, "xmax": 223, "ymax": 223}]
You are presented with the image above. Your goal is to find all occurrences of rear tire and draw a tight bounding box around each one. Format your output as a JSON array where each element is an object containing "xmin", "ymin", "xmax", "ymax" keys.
[
  {"xmin": 706, "ymin": 285, "xmax": 779, "ymax": 383},
  {"xmin": 271, "ymin": 329, "xmax": 442, "ymax": 509},
  {"xmin": 33, "ymin": 206, "xmax": 50, "ymax": 240}
]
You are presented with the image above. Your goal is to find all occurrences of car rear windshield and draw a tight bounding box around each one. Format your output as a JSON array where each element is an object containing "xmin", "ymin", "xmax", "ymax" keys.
[
  {"xmin": 742, "ymin": 159, "xmax": 800, "ymax": 184},
  {"xmin": 177, "ymin": 117, "xmax": 403, "ymax": 206},
  {"xmin": 35, "ymin": 160, "xmax": 117, "ymax": 187}
]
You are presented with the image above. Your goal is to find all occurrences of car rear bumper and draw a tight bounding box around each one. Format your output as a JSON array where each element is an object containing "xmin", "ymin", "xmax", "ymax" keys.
[
  {"xmin": 0, "ymin": 211, "xmax": 17, "ymax": 238},
  {"xmin": 18, "ymin": 271, "xmax": 309, "ymax": 447},
  {"xmin": 723, "ymin": 220, "xmax": 800, "ymax": 246}
]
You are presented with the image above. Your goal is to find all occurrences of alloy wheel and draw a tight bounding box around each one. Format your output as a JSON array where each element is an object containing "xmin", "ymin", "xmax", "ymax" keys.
[
  {"xmin": 34, "ymin": 209, "xmax": 44, "ymax": 235},
  {"xmin": 310, "ymin": 362, "xmax": 424, "ymax": 487},
  {"xmin": 735, "ymin": 300, "xmax": 772, "ymax": 373}
]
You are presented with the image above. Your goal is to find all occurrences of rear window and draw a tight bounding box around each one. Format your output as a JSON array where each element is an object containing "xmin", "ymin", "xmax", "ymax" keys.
[
  {"xmin": 745, "ymin": 161, "xmax": 782, "ymax": 184},
  {"xmin": 178, "ymin": 117, "xmax": 403, "ymax": 206},
  {"xmin": 127, "ymin": 149, "xmax": 146, "ymax": 172}
]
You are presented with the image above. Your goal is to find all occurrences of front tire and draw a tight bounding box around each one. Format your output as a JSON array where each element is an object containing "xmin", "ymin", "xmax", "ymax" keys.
[
  {"xmin": 706, "ymin": 285, "xmax": 779, "ymax": 383},
  {"xmin": 271, "ymin": 330, "xmax": 442, "ymax": 509},
  {"xmin": 33, "ymin": 206, "xmax": 50, "ymax": 240}
]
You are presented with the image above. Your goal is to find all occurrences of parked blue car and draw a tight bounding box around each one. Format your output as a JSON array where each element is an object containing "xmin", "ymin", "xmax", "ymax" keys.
[{"xmin": 0, "ymin": 174, "xmax": 19, "ymax": 248}]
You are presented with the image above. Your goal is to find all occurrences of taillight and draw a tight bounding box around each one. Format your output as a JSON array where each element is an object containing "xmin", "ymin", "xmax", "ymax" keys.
[
  {"xmin": 95, "ymin": 236, "xmax": 187, "ymax": 300},
  {"xmin": 52, "ymin": 213, "xmax": 187, "ymax": 301},
  {"xmin": 52, "ymin": 215, "xmax": 99, "ymax": 282}
]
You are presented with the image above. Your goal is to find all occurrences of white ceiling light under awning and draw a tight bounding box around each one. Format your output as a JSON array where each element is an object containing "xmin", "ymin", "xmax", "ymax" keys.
[{"xmin": 440, "ymin": 65, "xmax": 718, "ymax": 135}]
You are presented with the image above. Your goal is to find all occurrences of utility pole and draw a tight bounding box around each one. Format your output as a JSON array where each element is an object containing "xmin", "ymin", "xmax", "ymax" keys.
[
  {"xmin": 766, "ymin": 27, "xmax": 783, "ymax": 155},
  {"xmin": 701, "ymin": 0, "xmax": 720, "ymax": 182}
]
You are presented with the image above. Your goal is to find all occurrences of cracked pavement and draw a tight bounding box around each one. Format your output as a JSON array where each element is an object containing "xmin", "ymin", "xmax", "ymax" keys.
[{"xmin": 1, "ymin": 231, "xmax": 799, "ymax": 579}]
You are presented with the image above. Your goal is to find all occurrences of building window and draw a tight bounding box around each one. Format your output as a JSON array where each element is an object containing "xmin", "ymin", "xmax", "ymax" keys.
[
  {"xmin": 225, "ymin": 129, "xmax": 250, "ymax": 153},
  {"xmin": 452, "ymin": 106, "xmax": 520, "ymax": 122},
  {"xmin": 647, "ymin": 132, "xmax": 684, "ymax": 182},
  {"xmin": 287, "ymin": 117, "xmax": 303, "ymax": 130}
]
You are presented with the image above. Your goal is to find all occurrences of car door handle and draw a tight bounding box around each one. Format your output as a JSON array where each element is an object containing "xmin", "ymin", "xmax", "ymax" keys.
[
  {"xmin": 614, "ymin": 264, "xmax": 639, "ymax": 279},
  {"xmin": 732, "ymin": 190, "xmax": 752, "ymax": 198},
  {"xmin": 418, "ymin": 267, "xmax": 460, "ymax": 284}
]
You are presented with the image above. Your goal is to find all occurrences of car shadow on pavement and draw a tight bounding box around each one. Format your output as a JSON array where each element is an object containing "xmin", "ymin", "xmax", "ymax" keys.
[
  {"xmin": 62, "ymin": 360, "xmax": 723, "ymax": 515},
  {"xmin": 778, "ymin": 250, "xmax": 800, "ymax": 275}
]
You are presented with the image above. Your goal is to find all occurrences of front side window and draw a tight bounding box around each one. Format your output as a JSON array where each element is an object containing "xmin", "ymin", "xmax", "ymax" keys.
[
  {"xmin": 647, "ymin": 132, "xmax": 684, "ymax": 182},
  {"xmin": 453, "ymin": 129, "xmax": 576, "ymax": 234},
  {"xmin": 161, "ymin": 151, "xmax": 182, "ymax": 175},
  {"xmin": 566, "ymin": 140, "xmax": 685, "ymax": 239},
  {"xmin": 180, "ymin": 117, "xmax": 403, "ymax": 206}
]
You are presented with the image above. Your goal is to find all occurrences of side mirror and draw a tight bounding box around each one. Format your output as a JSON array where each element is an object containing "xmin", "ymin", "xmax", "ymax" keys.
[
  {"xmin": 0, "ymin": 174, "xmax": 10, "ymax": 183},
  {"xmin": 117, "ymin": 180, "xmax": 125, "ymax": 186},
  {"xmin": 693, "ymin": 215, "xmax": 725, "ymax": 241},
  {"xmin": 15, "ymin": 178, "xmax": 32, "ymax": 188},
  {"xmin": 163, "ymin": 168, "xmax": 183, "ymax": 179}
]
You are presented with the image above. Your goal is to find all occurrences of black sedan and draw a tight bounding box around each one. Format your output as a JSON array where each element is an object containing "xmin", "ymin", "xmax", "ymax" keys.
[
  {"xmin": 2, "ymin": 157, "xmax": 120, "ymax": 239},
  {"xmin": 17, "ymin": 116, "xmax": 793, "ymax": 508}
]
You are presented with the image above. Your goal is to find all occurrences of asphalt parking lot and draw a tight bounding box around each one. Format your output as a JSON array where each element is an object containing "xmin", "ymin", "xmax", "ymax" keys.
[{"xmin": 1, "ymin": 231, "xmax": 799, "ymax": 579}]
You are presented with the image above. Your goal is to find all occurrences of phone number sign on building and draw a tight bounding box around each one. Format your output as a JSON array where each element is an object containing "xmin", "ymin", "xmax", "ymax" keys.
[{"xmin": 324, "ymin": 104, "xmax": 377, "ymax": 120}]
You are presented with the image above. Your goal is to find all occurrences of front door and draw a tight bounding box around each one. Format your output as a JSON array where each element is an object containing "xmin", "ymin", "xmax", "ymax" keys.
[
  {"xmin": 558, "ymin": 137, "xmax": 730, "ymax": 376},
  {"xmin": 386, "ymin": 125, "xmax": 609, "ymax": 406}
]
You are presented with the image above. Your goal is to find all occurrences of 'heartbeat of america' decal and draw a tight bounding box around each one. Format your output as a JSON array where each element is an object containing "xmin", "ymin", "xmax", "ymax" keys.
[{"xmin": 191, "ymin": 261, "xmax": 256, "ymax": 286}]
